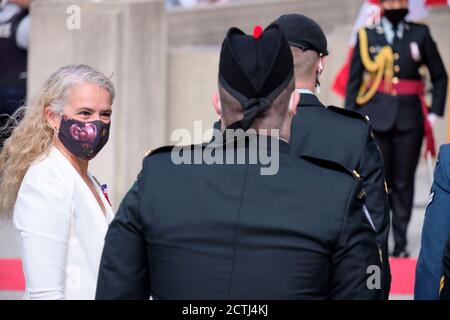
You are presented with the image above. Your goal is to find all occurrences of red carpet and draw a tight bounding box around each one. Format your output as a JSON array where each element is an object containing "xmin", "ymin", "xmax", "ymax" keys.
[
  {"xmin": 0, "ymin": 258, "xmax": 418, "ymax": 295},
  {"xmin": 0, "ymin": 259, "xmax": 25, "ymax": 291},
  {"xmin": 389, "ymin": 257, "xmax": 417, "ymax": 295}
]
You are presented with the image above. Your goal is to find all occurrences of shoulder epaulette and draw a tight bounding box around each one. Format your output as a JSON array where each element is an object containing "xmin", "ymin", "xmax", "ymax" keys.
[
  {"xmin": 327, "ymin": 105, "xmax": 370, "ymax": 122},
  {"xmin": 300, "ymin": 154, "xmax": 366, "ymax": 202},
  {"xmin": 144, "ymin": 145, "xmax": 174, "ymax": 158},
  {"xmin": 359, "ymin": 25, "xmax": 369, "ymax": 32},
  {"xmin": 405, "ymin": 21, "xmax": 430, "ymax": 34},
  {"xmin": 407, "ymin": 21, "xmax": 428, "ymax": 28},
  {"xmin": 300, "ymin": 153, "xmax": 363, "ymax": 181}
]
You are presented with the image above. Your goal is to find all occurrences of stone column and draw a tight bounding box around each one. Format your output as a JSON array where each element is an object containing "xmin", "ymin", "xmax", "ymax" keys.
[{"xmin": 28, "ymin": 0, "xmax": 167, "ymax": 205}]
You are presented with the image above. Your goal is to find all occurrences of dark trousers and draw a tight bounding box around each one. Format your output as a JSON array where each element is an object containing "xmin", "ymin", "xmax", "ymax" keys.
[{"xmin": 374, "ymin": 127, "xmax": 423, "ymax": 253}]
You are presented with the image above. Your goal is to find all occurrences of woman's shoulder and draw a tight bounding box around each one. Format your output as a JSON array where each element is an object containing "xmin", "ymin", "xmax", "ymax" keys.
[{"xmin": 23, "ymin": 147, "xmax": 74, "ymax": 189}]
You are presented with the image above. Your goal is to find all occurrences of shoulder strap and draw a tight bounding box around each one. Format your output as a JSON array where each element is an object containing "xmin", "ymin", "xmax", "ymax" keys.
[
  {"xmin": 327, "ymin": 105, "xmax": 370, "ymax": 122},
  {"xmin": 144, "ymin": 145, "xmax": 175, "ymax": 158},
  {"xmin": 300, "ymin": 153, "xmax": 363, "ymax": 182}
]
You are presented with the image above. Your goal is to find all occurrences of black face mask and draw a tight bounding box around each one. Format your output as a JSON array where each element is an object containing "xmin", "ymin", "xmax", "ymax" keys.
[
  {"xmin": 384, "ymin": 8, "xmax": 409, "ymax": 26},
  {"xmin": 58, "ymin": 115, "xmax": 110, "ymax": 161}
]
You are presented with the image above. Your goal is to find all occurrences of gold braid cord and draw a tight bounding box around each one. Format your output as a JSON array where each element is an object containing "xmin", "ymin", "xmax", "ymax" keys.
[{"xmin": 356, "ymin": 28, "xmax": 394, "ymax": 105}]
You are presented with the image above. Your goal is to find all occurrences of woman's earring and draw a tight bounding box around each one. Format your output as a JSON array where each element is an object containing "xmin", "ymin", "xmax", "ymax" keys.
[{"xmin": 52, "ymin": 127, "xmax": 59, "ymax": 141}]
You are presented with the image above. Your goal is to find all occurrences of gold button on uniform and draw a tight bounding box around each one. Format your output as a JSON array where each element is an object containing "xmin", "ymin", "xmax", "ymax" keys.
[
  {"xmin": 357, "ymin": 190, "xmax": 367, "ymax": 201},
  {"xmin": 394, "ymin": 53, "xmax": 400, "ymax": 60},
  {"xmin": 369, "ymin": 46, "xmax": 376, "ymax": 54},
  {"xmin": 392, "ymin": 77, "xmax": 399, "ymax": 84},
  {"xmin": 394, "ymin": 65, "xmax": 400, "ymax": 73}
]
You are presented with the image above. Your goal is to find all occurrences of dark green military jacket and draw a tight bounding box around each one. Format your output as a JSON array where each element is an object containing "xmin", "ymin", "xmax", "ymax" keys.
[
  {"xmin": 96, "ymin": 134, "xmax": 384, "ymax": 300},
  {"xmin": 291, "ymin": 94, "xmax": 389, "ymax": 250}
]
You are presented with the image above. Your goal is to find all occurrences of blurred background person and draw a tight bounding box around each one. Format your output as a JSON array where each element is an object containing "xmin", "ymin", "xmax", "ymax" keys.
[
  {"xmin": 0, "ymin": 0, "xmax": 30, "ymax": 148},
  {"xmin": 345, "ymin": 0, "xmax": 448, "ymax": 258},
  {"xmin": 0, "ymin": 64, "xmax": 115, "ymax": 299}
]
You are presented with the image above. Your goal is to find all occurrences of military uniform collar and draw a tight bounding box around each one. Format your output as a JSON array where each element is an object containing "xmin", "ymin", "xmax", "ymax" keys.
[
  {"xmin": 207, "ymin": 130, "xmax": 291, "ymax": 153},
  {"xmin": 277, "ymin": 137, "xmax": 291, "ymax": 154},
  {"xmin": 295, "ymin": 88, "xmax": 315, "ymax": 95},
  {"xmin": 239, "ymin": 133, "xmax": 292, "ymax": 154},
  {"xmin": 207, "ymin": 131, "xmax": 291, "ymax": 154},
  {"xmin": 296, "ymin": 92, "xmax": 324, "ymax": 108},
  {"xmin": 381, "ymin": 17, "xmax": 405, "ymax": 44}
]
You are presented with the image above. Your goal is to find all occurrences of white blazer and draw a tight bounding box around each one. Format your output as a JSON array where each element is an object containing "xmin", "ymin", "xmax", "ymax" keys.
[{"xmin": 13, "ymin": 146, "xmax": 114, "ymax": 300}]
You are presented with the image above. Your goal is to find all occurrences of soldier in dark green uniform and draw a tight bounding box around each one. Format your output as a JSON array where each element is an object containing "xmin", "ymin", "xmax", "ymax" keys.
[
  {"xmin": 275, "ymin": 14, "xmax": 391, "ymax": 298},
  {"xmin": 96, "ymin": 23, "xmax": 383, "ymax": 300}
]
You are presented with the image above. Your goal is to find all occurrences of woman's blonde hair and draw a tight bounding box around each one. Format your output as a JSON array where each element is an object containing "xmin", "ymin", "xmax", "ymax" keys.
[{"xmin": 0, "ymin": 64, "xmax": 115, "ymax": 221}]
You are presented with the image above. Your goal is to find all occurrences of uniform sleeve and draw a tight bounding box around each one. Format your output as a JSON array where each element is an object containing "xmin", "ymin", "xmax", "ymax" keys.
[
  {"xmin": 422, "ymin": 26, "xmax": 448, "ymax": 116},
  {"xmin": 358, "ymin": 125, "xmax": 391, "ymax": 298},
  {"xmin": 415, "ymin": 145, "xmax": 450, "ymax": 299},
  {"xmin": 330, "ymin": 181, "xmax": 384, "ymax": 300},
  {"xmin": 13, "ymin": 171, "xmax": 71, "ymax": 300},
  {"xmin": 345, "ymin": 35, "xmax": 364, "ymax": 111},
  {"xmin": 359, "ymin": 125, "xmax": 390, "ymax": 248},
  {"xmin": 96, "ymin": 172, "xmax": 151, "ymax": 300}
]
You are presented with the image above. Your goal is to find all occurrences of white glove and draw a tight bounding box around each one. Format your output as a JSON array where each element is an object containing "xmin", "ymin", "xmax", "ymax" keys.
[{"xmin": 427, "ymin": 113, "xmax": 438, "ymax": 126}]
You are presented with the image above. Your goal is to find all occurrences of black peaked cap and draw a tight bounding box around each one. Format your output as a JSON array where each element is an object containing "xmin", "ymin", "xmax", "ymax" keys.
[{"xmin": 276, "ymin": 14, "xmax": 328, "ymax": 56}]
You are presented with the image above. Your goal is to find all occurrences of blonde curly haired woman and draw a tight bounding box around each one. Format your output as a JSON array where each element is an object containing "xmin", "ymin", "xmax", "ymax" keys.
[{"xmin": 0, "ymin": 64, "xmax": 115, "ymax": 299}]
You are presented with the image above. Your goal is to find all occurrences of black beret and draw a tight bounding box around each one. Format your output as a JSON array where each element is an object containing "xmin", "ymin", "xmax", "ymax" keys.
[
  {"xmin": 219, "ymin": 23, "xmax": 294, "ymax": 130},
  {"xmin": 276, "ymin": 14, "xmax": 329, "ymax": 56}
]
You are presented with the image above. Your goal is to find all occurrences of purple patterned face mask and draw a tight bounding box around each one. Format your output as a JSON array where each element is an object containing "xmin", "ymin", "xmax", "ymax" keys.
[{"xmin": 58, "ymin": 115, "xmax": 110, "ymax": 161}]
